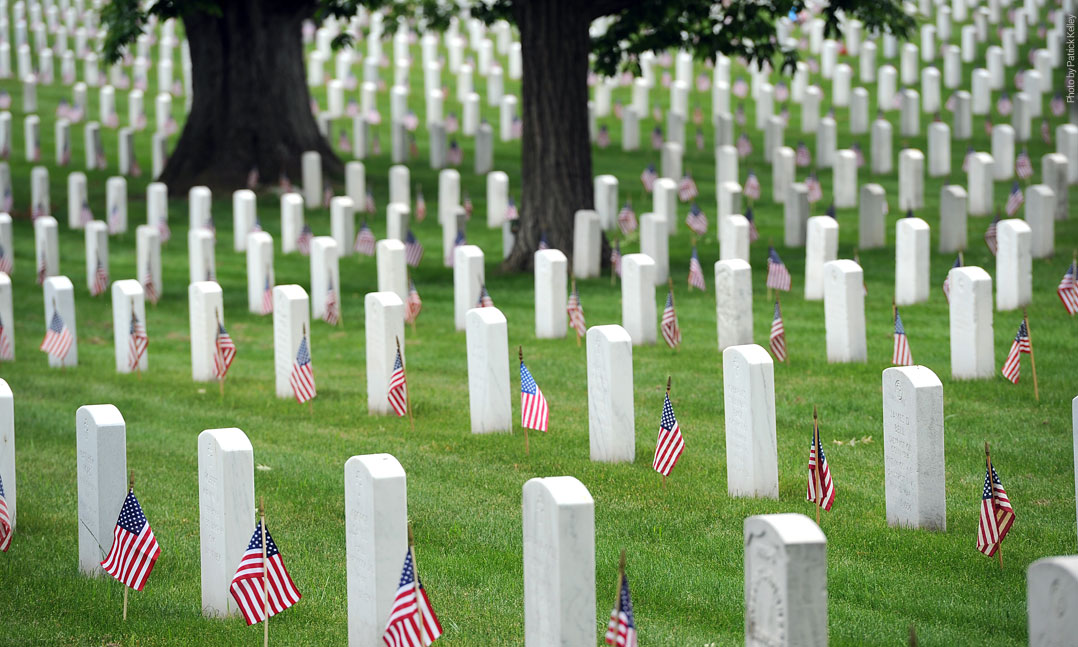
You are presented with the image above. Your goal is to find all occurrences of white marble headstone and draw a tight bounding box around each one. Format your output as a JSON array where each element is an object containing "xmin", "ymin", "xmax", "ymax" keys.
[
  {"xmin": 466, "ymin": 307, "xmax": 511, "ymax": 434},
  {"xmin": 365, "ymin": 292, "xmax": 405, "ymax": 415},
  {"xmin": 273, "ymin": 285, "xmax": 311, "ymax": 398},
  {"xmin": 715, "ymin": 260, "xmax": 753, "ymax": 351},
  {"xmin": 723, "ymin": 344, "xmax": 778, "ymax": 498},
  {"xmin": 823, "ymin": 260, "xmax": 867, "ymax": 362},
  {"xmin": 76, "ymin": 404, "xmax": 127, "ymax": 575},
  {"xmin": 621, "ymin": 254, "xmax": 656, "ymax": 346},
  {"xmin": 534, "ymin": 249, "xmax": 567, "ymax": 339},
  {"xmin": 111, "ymin": 279, "xmax": 146, "ymax": 373},
  {"xmin": 882, "ymin": 365, "xmax": 946, "ymax": 531},
  {"xmin": 587, "ymin": 325, "xmax": 635, "ymax": 463}
]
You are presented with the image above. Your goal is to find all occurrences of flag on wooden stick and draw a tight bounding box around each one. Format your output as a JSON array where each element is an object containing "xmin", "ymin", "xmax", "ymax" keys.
[
  {"xmin": 100, "ymin": 489, "xmax": 161, "ymax": 590},
  {"xmin": 652, "ymin": 384, "xmax": 685, "ymax": 477},
  {"xmin": 229, "ymin": 519, "xmax": 301, "ymax": 625},
  {"xmin": 977, "ymin": 448, "xmax": 1015, "ymax": 558},
  {"xmin": 382, "ymin": 549, "xmax": 442, "ymax": 647}
]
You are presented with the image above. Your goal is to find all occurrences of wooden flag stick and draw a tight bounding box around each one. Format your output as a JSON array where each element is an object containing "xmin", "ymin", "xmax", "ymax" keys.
[
  {"xmin": 520, "ymin": 346, "xmax": 529, "ymax": 456},
  {"xmin": 813, "ymin": 406, "xmax": 823, "ymax": 525},
  {"xmin": 1023, "ymin": 309, "xmax": 1039, "ymax": 402},
  {"xmin": 261, "ymin": 498, "xmax": 270, "ymax": 647},
  {"xmin": 408, "ymin": 525, "xmax": 428, "ymax": 647},
  {"xmin": 398, "ymin": 337, "xmax": 414, "ymax": 433},
  {"xmin": 909, "ymin": 624, "xmax": 918, "ymax": 647},
  {"xmin": 123, "ymin": 472, "xmax": 134, "ymax": 621},
  {"xmin": 958, "ymin": 250, "xmax": 965, "ymax": 267},
  {"xmin": 985, "ymin": 443, "xmax": 1004, "ymax": 570}
]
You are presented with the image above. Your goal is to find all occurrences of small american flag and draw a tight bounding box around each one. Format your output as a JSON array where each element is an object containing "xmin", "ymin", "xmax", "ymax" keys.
[
  {"xmin": 736, "ymin": 133, "xmax": 753, "ymax": 158},
  {"xmin": 403, "ymin": 110, "xmax": 419, "ymax": 131},
  {"xmin": 36, "ymin": 253, "xmax": 47, "ymax": 285},
  {"xmin": 1001, "ymin": 320, "xmax": 1031, "ymax": 384},
  {"xmin": 996, "ymin": 92, "xmax": 1012, "ymax": 115},
  {"xmin": 732, "ymin": 77, "xmax": 748, "ymax": 97},
  {"xmin": 985, "ymin": 213, "xmax": 1000, "ymax": 255},
  {"xmin": 769, "ymin": 301, "xmax": 787, "ymax": 362},
  {"xmin": 1041, "ymin": 120, "xmax": 1052, "ymax": 145},
  {"xmin": 382, "ymin": 550, "xmax": 442, "ymax": 647},
  {"xmin": 567, "ymin": 285, "xmax": 586, "ymax": 338},
  {"xmin": 640, "ymin": 164, "xmax": 658, "ymax": 193},
  {"xmin": 100, "ymin": 490, "xmax": 160, "ymax": 590},
  {"xmin": 611, "ymin": 241, "xmax": 622, "ymax": 277},
  {"xmin": 1051, "ymin": 93, "xmax": 1065, "ymax": 117},
  {"xmin": 406, "ymin": 280, "xmax": 423, "ymax": 324},
  {"xmin": 695, "ymin": 128, "xmax": 704, "ymax": 151},
  {"xmin": 851, "ymin": 142, "xmax": 865, "ymax": 167},
  {"xmin": 650, "ymin": 126, "xmax": 663, "ymax": 150},
  {"xmin": 597, "ymin": 125, "xmax": 610, "ymax": 148},
  {"xmin": 537, "ymin": 233, "xmax": 550, "ymax": 251},
  {"xmin": 942, "ymin": 254, "xmax": 962, "ymax": 302},
  {"xmin": 511, "ymin": 115, "xmax": 523, "ymax": 139},
  {"xmin": 696, "ymin": 72, "xmax": 710, "ymax": 92},
  {"xmin": 1058, "ymin": 262, "xmax": 1078, "ymax": 315},
  {"xmin": 0, "ymin": 473, "xmax": 10, "ymax": 551},
  {"xmin": 652, "ymin": 392, "xmax": 685, "ymax": 476},
  {"xmin": 297, "ymin": 224, "xmax": 313, "ymax": 256},
  {"xmin": 775, "ymin": 81, "xmax": 790, "ymax": 102},
  {"xmin": 365, "ymin": 190, "xmax": 377, "ymax": 214},
  {"xmin": 128, "ymin": 311, "xmax": 148, "ymax": 371},
  {"xmin": 734, "ymin": 104, "xmax": 746, "ymax": 125},
  {"xmin": 805, "ymin": 173, "xmax": 823, "ymax": 203},
  {"xmin": 977, "ymin": 462, "xmax": 1015, "ymax": 557},
  {"xmin": 355, "ymin": 221, "xmax": 377, "ymax": 256},
  {"xmin": 1015, "ymin": 150, "xmax": 1033, "ymax": 180},
  {"xmin": 604, "ymin": 574, "xmax": 637, "ymax": 647},
  {"xmin": 685, "ymin": 203, "xmax": 707, "ymax": 235},
  {"xmin": 447, "ymin": 140, "xmax": 463, "ymax": 166},
  {"xmin": 414, "ymin": 189, "xmax": 426, "ymax": 222},
  {"xmin": 247, "ymin": 167, "xmax": 260, "ymax": 190},
  {"xmin": 892, "ymin": 308, "xmax": 913, "ymax": 366},
  {"xmin": 251, "ymin": 217, "xmax": 263, "ymax": 233},
  {"xmin": 476, "ymin": 283, "xmax": 494, "ymax": 308},
  {"xmin": 322, "ymin": 185, "xmax": 334, "ymax": 208},
  {"xmin": 745, "ymin": 206, "xmax": 760, "ymax": 242},
  {"xmin": 520, "ymin": 360, "xmax": 549, "ymax": 432},
  {"xmin": 505, "ymin": 198, "xmax": 519, "ymax": 221},
  {"xmin": 618, "ymin": 202, "xmax": 638, "ymax": 235},
  {"xmin": 807, "ymin": 425, "xmax": 835, "ymax": 511},
  {"xmin": 290, "ymin": 335, "xmax": 316, "ymax": 403},
  {"xmin": 766, "ymin": 247, "xmax": 792, "ymax": 292},
  {"xmin": 795, "ymin": 141, "xmax": 812, "ymax": 167},
  {"xmin": 405, "ymin": 230, "xmax": 424, "ymax": 267},
  {"xmin": 678, "ymin": 173, "xmax": 699, "ymax": 203},
  {"xmin": 1005, "ymin": 181, "xmax": 1024, "ymax": 216},
  {"xmin": 613, "ymin": 100, "xmax": 624, "ymax": 119},
  {"xmin": 214, "ymin": 322, "xmax": 236, "ymax": 379},
  {"xmin": 449, "ymin": 230, "xmax": 467, "ymax": 266},
  {"xmin": 91, "ymin": 256, "xmax": 109, "ymax": 296},
  {"xmin": 962, "ymin": 146, "xmax": 974, "ymax": 172},
  {"xmin": 445, "ymin": 112, "xmax": 459, "ymax": 133},
  {"xmin": 323, "ymin": 278, "xmax": 340, "ymax": 326},
  {"xmin": 229, "ymin": 520, "xmax": 301, "ymax": 625},
  {"xmin": 261, "ymin": 273, "xmax": 273, "ymax": 315},
  {"xmin": 463, "ymin": 193, "xmax": 474, "ymax": 219},
  {"xmin": 743, "ymin": 171, "xmax": 761, "ymax": 201},
  {"xmin": 0, "ymin": 313, "xmax": 12, "ymax": 361},
  {"xmin": 660, "ymin": 289, "xmax": 681, "ymax": 349},
  {"xmin": 687, "ymin": 247, "xmax": 705, "ymax": 291},
  {"xmin": 40, "ymin": 310, "xmax": 73, "ymax": 360},
  {"xmin": 388, "ymin": 346, "xmax": 408, "ymax": 417},
  {"xmin": 0, "ymin": 244, "xmax": 12, "ymax": 274},
  {"xmin": 143, "ymin": 266, "xmax": 159, "ymax": 305},
  {"xmin": 157, "ymin": 220, "xmax": 171, "ymax": 243}
]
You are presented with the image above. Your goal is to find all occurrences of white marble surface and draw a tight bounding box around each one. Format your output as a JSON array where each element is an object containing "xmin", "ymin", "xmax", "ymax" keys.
[
  {"xmin": 76, "ymin": 404, "xmax": 127, "ymax": 576},
  {"xmin": 833, "ymin": 150, "xmax": 857, "ymax": 207},
  {"xmin": 188, "ymin": 185, "xmax": 211, "ymax": 230},
  {"xmin": 968, "ymin": 152, "xmax": 995, "ymax": 215},
  {"xmin": 719, "ymin": 214, "xmax": 750, "ymax": 263},
  {"xmin": 111, "ymin": 280, "xmax": 145, "ymax": 373},
  {"xmin": 939, "ymin": 185, "xmax": 968, "ymax": 253},
  {"xmin": 188, "ymin": 281, "xmax": 223, "ymax": 382},
  {"xmin": 34, "ymin": 215, "xmax": 59, "ymax": 279},
  {"xmin": 187, "ymin": 228, "xmax": 215, "ymax": 284},
  {"xmin": 0, "ymin": 380, "xmax": 14, "ymax": 534},
  {"xmin": 376, "ymin": 239, "xmax": 407, "ymax": 305},
  {"xmin": 639, "ymin": 214, "xmax": 669, "ymax": 285},
  {"xmin": 0, "ymin": 275, "xmax": 11, "ymax": 360},
  {"xmin": 805, "ymin": 216, "xmax": 838, "ymax": 301},
  {"xmin": 653, "ymin": 178, "xmax": 677, "ymax": 235},
  {"xmin": 198, "ymin": 427, "xmax": 255, "ymax": 618},
  {"xmin": 84, "ymin": 220, "xmax": 108, "ymax": 294},
  {"xmin": 310, "ymin": 236, "xmax": 339, "ymax": 321},
  {"xmin": 280, "ymin": 193, "xmax": 304, "ymax": 254},
  {"xmin": 587, "ymin": 325, "xmax": 635, "ymax": 463},
  {"xmin": 895, "ymin": 216, "xmax": 931, "ymax": 305},
  {"xmin": 273, "ymin": 284, "xmax": 311, "ymax": 398},
  {"xmin": 995, "ymin": 219, "xmax": 1032, "ymax": 311},
  {"xmin": 246, "ymin": 232, "xmax": 274, "ymax": 315},
  {"xmin": 744, "ymin": 513, "xmax": 827, "ymax": 647},
  {"xmin": 823, "ymin": 260, "xmax": 867, "ymax": 363},
  {"xmin": 523, "ymin": 476, "xmax": 595, "ymax": 647},
  {"xmin": 487, "ymin": 170, "xmax": 508, "ymax": 228},
  {"xmin": 621, "ymin": 254, "xmax": 656, "ymax": 346},
  {"xmin": 534, "ymin": 249, "xmax": 567, "ymax": 339},
  {"xmin": 44, "ymin": 275, "xmax": 77, "ymax": 367},
  {"xmin": 302, "ymin": 150, "xmax": 322, "ymax": 208},
  {"xmin": 345, "ymin": 454, "xmax": 408, "ymax": 647},
  {"xmin": 948, "ymin": 266, "xmax": 995, "ymax": 379},
  {"xmin": 723, "ymin": 344, "xmax": 778, "ymax": 499},
  {"xmin": 1025, "ymin": 184, "xmax": 1055, "ymax": 258},
  {"xmin": 594, "ymin": 174, "xmax": 618, "ymax": 230},
  {"xmin": 365, "ymin": 292, "xmax": 405, "ymax": 415},
  {"xmin": 785, "ymin": 183, "xmax": 809, "ymax": 247},
  {"xmin": 715, "ymin": 260, "xmax": 753, "ymax": 351},
  {"xmin": 232, "ymin": 189, "xmax": 256, "ymax": 252},
  {"xmin": 1028, "ymin": 556, "xmax": 1078, "ymax": 646},
  {"xmin": 454, "ymin": 245, "xmax": 485, "ymax": 331},
  {"xmin": 466, "ymin": 307, "xmax": 511, "ymax": 434},
  {"xmin": 883, "ymin": 365, "xmax": 946, "ymax": 531},
  {"xmin": 898, "ymin": 149, "xmax": 925, "ymax": 211},
  {"xmin": 331, "ymin": 196, "xmax": 356, "ymax": 256}
]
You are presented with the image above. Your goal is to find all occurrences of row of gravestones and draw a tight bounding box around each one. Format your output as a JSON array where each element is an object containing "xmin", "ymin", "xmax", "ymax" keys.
[{"xmin": 0, "ymin": 386, "xmax": 1074, "ymax": 644}]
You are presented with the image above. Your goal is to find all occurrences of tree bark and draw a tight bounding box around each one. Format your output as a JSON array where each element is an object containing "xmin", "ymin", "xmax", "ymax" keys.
[
  {"xmin": 161, "ymin": 0, "xmax": 342, "ymax": 194},
  {"xmin": 504, "ymin": 0, "xmax": 594, "ymax": 272}
]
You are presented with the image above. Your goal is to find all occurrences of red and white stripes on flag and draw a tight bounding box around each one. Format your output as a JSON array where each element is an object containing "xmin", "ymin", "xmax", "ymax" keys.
[
  {"xmin": 652, "ymin": 392, "xmax": 685, "ymax": 477},
  {"xmin": 406, "ymin": 280, "xmax": 423, "ymax": 324},
  {"xmin": 660, "ymin": 290, "xmax": 681, "ymax": 349},
  {"xmin": 677, "ymin": 173, "xmax": 698, "ymax": 202},
  {"xmin": 617, "ymin": 202, "xmax": 638, "ymax": 235},
  {"xmin": 143, "ymin": 269, "xmax": 159, "ymax": 305},
  {"xmin": 687, "ymin": 247, "xmax": 706, "ymax": 291},
  {"xmin": 1005, "ymin": 181, "xmax": 1024, "ymax": 216},
  {"xmin": 769, "ymin": 301, "xmax": 787, "ymax": 362},
  {"xmin": 892, "ymin": 308, "xmax": 913, "ymax": 366},
  {"xmin": 1000, "ymin": 319, "xmax": 1031, "ymax": 384},
  {"xmin": 0, "ymin": 473, "xmax": 12, "ymax": 551},
  {"xmin": 382, "ymin": 550, "xmax": 442, "ymax": 647},
  {"xmin": 323, "ymin": 282, "xmax": 340, "ymax": 326},
  {"xmin": 229, "ymin": 520, "xmax": 302, "ymax": 625},
  {"xmin": 388, "ymin": 347, "xmax": 408, "ymax": 417},
  {"xmin": 807, "ymin": 431, "xmax": 835, "ymax": 511},
  {"xmin": 977, "ymin": 464, "xmax": 1015, "ymax": 557},
  {"xmin": 0, "ymin": 313, "xmax": 12, "ymax": 361},
  {"xmin": 1057, "ymin": 262, "xmax": 1078, "ymax": 315},
  {"xmin": 261, "ymin": 274, "xmax": 274, "ymax": 315},
  {"xmin": 100, "ymin": 490, "xmax": 161, "ymax": 590},
  {"xmin": 91, "ymin": 258, "xmax": 109, "ymax": 296},
  {"xmin": 128, "ymin": 311, "xmax": 148, "ymax": 371},
  {"xmin": 519, "ymin": 361, "xmax": 549, "ymax": 432},
  {"xmin": 766, "ymin": 247, "xmax": 792, "ymax": 292},
  {"xmin": 567, "ymin": 286, "xmax": 586, "ymax": 338},
  {"xmin": 40, "ymin": 310, "xmax": 73, "ymax": 360},
  {"xmin": 290, "ymin": 336, "xmax": 317, "ymax": 403},
  {"xmin": 214, "ymin": 322, "xmax": 236, "ymax": 379}
]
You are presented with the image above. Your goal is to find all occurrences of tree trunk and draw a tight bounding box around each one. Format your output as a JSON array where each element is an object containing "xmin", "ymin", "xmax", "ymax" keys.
[
  {"xmin": 161, "ymin": 0, "xmax": 342, "ymax": 194},
  {"xmin": 504, "ymin": 0, "xmax": 594, "ymax": 272}
]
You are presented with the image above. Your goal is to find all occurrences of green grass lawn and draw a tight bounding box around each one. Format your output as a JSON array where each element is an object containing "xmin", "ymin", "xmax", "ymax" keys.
[{"xmin": 1, "ymin": 11, "xmax": 1077, "ymax": 647}]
